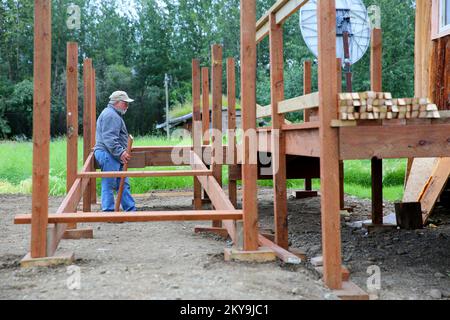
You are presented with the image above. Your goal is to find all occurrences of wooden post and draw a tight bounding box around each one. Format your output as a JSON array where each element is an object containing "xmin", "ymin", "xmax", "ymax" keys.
[
  {"xmin": 211, "ymin": 45, "xmax": 223, "ymax": 227},
  {"xmin": 83, "ymin": 59, "xmax": 93, "ymax": 213},
  {"xmin": 192, "ymin": 59, "xmax": 202, "ymax": 210},
  {"xmin": 66, "ymin": 42, "xmax": 78, "ymax": 231},
  {"xmin": 269, "ymin": 13, "xmax": 288, "ymax": 249},
  {"xmin": 371, "ymin": 28, "xmax": 383, "ymax": 225},
  {"xmin": 241, "ymin": 0, "xmax": 259, "ymax": 251},
  {"xmin": 115, "ymin": 135, "xmax": 134, "ymax": 212},
  {"xmin": 202, "ymin": 67, "xmax": 210, "ymax": 146},
  {"xmin": 304, "ymin": 60, "xmax": 313, "ymax": 191},
  {"xmin": 227, "ymin": 58, "xmax": 238, "ymax": 207},
  {"xmin": 31, "ymin": 0, "xmax": 52, "ymax": 258},
  {"xmin": 318, "ymin": 0, "xmax": 342, "ymax": 290},
  {"xmin": 201, "ymin": 67, "xmax": 211, "ymax": 204},
  {"xmin": 338, "ymin": 58, "xmax": 345, "ymax": 210},
  {"xmin": 90, "ymin": 69, "xmax": 97, "ymax": 205}
]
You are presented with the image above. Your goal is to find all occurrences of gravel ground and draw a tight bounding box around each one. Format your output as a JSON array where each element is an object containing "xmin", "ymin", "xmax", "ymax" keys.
[{"xmin": 1, "ymin": 189, "xmax": 449, "ymax": 300}]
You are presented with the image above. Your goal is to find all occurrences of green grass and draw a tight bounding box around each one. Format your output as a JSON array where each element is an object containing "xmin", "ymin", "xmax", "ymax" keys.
[
  {"xmin": 170, "ymin": 95, "xmax": 241, "ymax": 119},
  {"xmin": 0, "ymin": 137, "xmax": 407, "ymax": 201}
]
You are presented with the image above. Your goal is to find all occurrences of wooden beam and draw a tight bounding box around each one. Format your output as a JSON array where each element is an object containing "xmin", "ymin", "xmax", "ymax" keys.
[
  {"xmin": 270, "ymin": 13, "xmax": 288, "ymax": 250},
  {"xmin": 371, "ymin": 28, "xmax": 384, "ymax": 225},
  {"xmin": 241, "ymin": 0, "xmax": 259, "ymax": 251},
  {"xmin": 318, "ymin": 0, "xmax": 343, "ymax": 290},
  {"xmin": 190, "ymin": 152, "xmax": 237, "ymax": 242},
  {"xmin": 340, "ymin": 124, "xmax": 450, "ymax": 160},
  {"xmin": 202, "ymin": 67, "xmax": 210, "ymax": 145},
  {"xmin": 16, "ymin": 211, "xmax": 244, "ymax": 225},
  {"xmin": 227, "ymin": 58, "xmax": 238, "ymax": 207},
  {"xmin": 258, "ymin": 235, "xmax": 301, "ymax": 264},
  {"xmin": 258, "ymin": 128, "xmax": 321, "ymax": 157},
  {"xmin": 192, "ymin": 59, "xmax": 202, "ymax": 210},
  {"xmin": 31, "ymin": 0, "xmax": 52, "ymax": 258},
  {"xmin": 303, "ymin": 59, "xmax": 313, "ymax": 192},
  {"xmin": 78, "ymin": 170, "xmax": 212, "ymax": 178},
  {"xmin": 66, "ymin": 42, "xmax": 78, "ymax": 194},
  {"xmin": 281, "ymin": 122, "xmax": 320, "ymax": 131},
  {"xmin": 82, "ymin": 58, "xmax": 93, "ymax": 213},
  {"xmin": 256, "ymin": 0, "xmax": 309, "ymax": 43},
  {"xmin": 278, "ymin": 92, "xmax": 319, "ymax": 114},
  {"xmin": 211, "ymin": 45, "xmax": 223, "ymax": 187},
  {"xmin": 90, "ymin": 68, "xmax": 97, "ymax": 204},
  {"xmin": 337, "ymin": 58, "xmax": 345, "ymax": 210},
  {"xmin": 211, "ymin": 45, "xmax": 223, "ymax": 227},
  {"xmin": 66, "ymin": 42, "xmax": 78, "ymax": 231}
]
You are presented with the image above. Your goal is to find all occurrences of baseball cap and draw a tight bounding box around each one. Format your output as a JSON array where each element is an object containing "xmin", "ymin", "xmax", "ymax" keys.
[{"xmin": 109, "ymin": 91, "xmax": 134, "ymax": 103}]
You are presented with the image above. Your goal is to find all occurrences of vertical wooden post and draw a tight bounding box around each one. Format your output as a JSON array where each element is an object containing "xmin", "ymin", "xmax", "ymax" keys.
[
  {"xmin": 211, "ymin": 45, "xmax": 223, "ymax": 227},
  {"xmin": 303, "ymin": 60, "xmax": 313, "ymax": 191},
  {"xmin": 201, "ymin": 67, "xmax": 211, "ymax": 203},
  {"xmin": 66, "ymin": 42, "xmax": 78, "ymax": 194},
  {"xmin": 31, "ymin": 0, "xmax": 51, "ymax": 258},
  {"xmin": 202, "ymin": 67, "xmax": 210, "ymax": 146},
  {"xmin": 192, "ymin": 59, "xmax": 202, "ymax": 210},
  {"xmin": 241, "ymin": 0, "xmax": 259, "ymax": 251},
  {"xmin": 338, "ymin": 59, "xmax": 345, "ymax": 209},
  {"xmin": 83, "ymin": 59, "xmax": 92, "ymax": 212},
  {"xmin": 227, "ymin": 58, "xmax": 238, "ymax": 207},
  {"xmin": 269, "ymin": 14, "xmax": 288, "ymax": 249},
  {"xmin": 66, "ymin": 42, "xmax": 78, "ymax": 231},
  {"xmin": 318, "ymin": 0, "xmax": 342, "ymax": 290},
  {"xmin": 90, "ymin": 69, "xmax": 97, "ymax": 205},
  {"xmin": 371, "ymin": 28, "xmax": 384, "ymax": 225}
]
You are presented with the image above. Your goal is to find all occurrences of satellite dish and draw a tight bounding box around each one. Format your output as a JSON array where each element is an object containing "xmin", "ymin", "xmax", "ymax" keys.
[{"xmin": 299, "ymin": 0, "xmax": 371, "ymax": 65}]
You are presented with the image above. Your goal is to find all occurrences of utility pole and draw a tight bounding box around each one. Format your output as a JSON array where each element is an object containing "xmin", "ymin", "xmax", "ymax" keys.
[{"xmin": 164, "ymin": 73, "xmax": 170, "ymax": 139}]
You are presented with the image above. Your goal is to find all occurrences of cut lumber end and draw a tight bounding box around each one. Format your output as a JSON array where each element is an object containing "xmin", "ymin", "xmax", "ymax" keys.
[
  {"xmin": 63, "ymin": 227, "xmax": 94, "ymax": 240},
  {"xmin": 332, "ymin": 281, "xmax": 370, "ymax": 300},
  {"xmin": 224, "ymin": 247, "xmax": 277, "ymax": 263},
  {"xmin": 20, "ymin": 251, "xmax": 75, "ymax": 269}
]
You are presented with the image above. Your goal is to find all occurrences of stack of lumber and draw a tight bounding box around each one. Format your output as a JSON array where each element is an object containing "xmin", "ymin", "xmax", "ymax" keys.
[{"xmin": 339, "ymin": 92, "xmax": 441, "ymax": 121}]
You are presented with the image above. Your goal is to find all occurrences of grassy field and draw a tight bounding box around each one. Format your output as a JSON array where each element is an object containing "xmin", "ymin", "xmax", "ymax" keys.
[{"xmin": 0, "ymin": 136, "xmax": 406, "ymax": 201}]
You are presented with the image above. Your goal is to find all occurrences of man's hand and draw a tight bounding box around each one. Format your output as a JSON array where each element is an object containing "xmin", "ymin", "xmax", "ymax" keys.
[{"xmin": 120, "ymin": 151, "xmax": 132, "ymax": 164}]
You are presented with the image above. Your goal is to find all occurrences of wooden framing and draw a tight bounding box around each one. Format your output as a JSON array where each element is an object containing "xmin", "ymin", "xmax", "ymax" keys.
[
  {"xmin": 211, "ymin": 45, "xmax": 223, "ymax": 227},
  {"xmin": 192, "ymin": 59, "xmax": 202, "ymax": 210},
  {"xmin": 241, "ymin": 0, "xmax": 259, "ymax": 251},
  {"xmin": 269, "ymin": 13, "xmax": 288, "ymax": 249},
  {"xmin": 202, "ymin": 67, "xmax": 210, "ymax": 145},
  {"xmin": 16, "ymin": 211, "xmax": 243, "ymax": 225},
  {"xmin": 23, "ymin": 0, "xmax": 450, "ymax": 296},
  {"xmin": 304, "ymin": 60, "xmax": 313, "ymax": 192},
  {"xmin": 227, "ymin": 58, "xmax": 238, "ymax": 207},
  {"xmin": 30, "ymin": 0, "xmax": 52, "ymax": 258},
  {"xmin": 318, "ymin": 0, "xmax": 342, "ymax": 290},
  {"xmin": 82, "ymin": 58, "xmax": 93, "ymax": 213},
  {"xmin": 371, "ymin": 28, "xmax": 384, "ymax": 225},
  {"xmin": 90, "ymin": 69, "xmax": 97, "ymax": 204},
  {"xmin": 66, "ymin": 42, "xmax": 79, "ymax": 230},
  {"xmin": 256, "ymin": 0, "xmax": 310, "ymax": 43}
]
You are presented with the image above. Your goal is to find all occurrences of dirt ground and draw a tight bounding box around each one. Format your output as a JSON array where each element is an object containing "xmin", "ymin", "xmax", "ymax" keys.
[{"xmin": 1, "ymin": 188, "xmax": 450, "ymax": 300}]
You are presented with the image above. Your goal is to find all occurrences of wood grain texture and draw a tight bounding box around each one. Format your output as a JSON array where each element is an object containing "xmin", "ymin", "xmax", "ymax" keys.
[
  {"xmin": 318, "ymin": 0, "xmax": 342, "ymax": 290},
  {"xmin": 31, "ymin": 0, "xmax": 52, "ymax": 258},
  {"xmin": 241, "ymin": 0, "xmax": 259, "ymax": 251},
  {"xmin": 269, "ymin": 13, "xmax": 288, "ymax": 249}
]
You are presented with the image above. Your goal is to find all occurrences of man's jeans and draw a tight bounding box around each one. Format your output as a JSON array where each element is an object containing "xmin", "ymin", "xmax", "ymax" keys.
[{"xmin": 94, "ymin": 149, "xmax": 136, "ymax": 212}]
